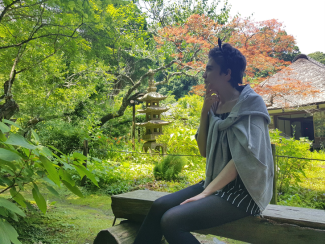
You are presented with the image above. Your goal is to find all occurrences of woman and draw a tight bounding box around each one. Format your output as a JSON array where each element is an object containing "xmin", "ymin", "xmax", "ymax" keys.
[{"xmin": 133, "ymin": 40, "xmax": 274, "ymax": 244}]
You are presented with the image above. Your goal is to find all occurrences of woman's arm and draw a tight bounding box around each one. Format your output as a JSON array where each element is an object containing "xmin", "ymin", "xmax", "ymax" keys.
[
  {"xmin": 201, "ymin": 159, "xmax": 238, "ymax": 196},
  {"xmin": 180, "ymin": 159, "xmax": 238, "ymax": 205},
  {"xmin": 197, "ymin": 85, "xmax": 219, "ymax": 157},
  {"xmin": 197, "ymin": 112, "xmax": 209, "ymax": 157}
]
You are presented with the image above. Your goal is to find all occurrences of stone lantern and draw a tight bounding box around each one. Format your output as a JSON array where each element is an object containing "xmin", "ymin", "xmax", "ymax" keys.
[{"xmin": 136, "ymin": 72, "xmax": 171, "ymax": 154}]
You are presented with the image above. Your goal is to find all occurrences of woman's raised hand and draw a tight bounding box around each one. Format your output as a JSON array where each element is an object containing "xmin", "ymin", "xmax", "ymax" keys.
[{"xmin": 201, "ymin": 83, "xmax": 219, "ymax": 116}]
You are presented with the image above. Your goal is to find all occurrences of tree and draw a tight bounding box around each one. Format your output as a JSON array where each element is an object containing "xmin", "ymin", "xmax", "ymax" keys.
[
  {"xmin": 0, "ymin": 0, "xmax": 95, "ymax": 121},
  {"xmin": 0, "ymin": 0, "xmax": 204, "ymax": 148},
  {"xmin": 138, "ymin": 0, "xmax": 230, "ymax": 27},
  {"xmin": 308, "ymin": 51, "xmax": 325, "ymax": 65},
  {"xmin": 135, "ymin": 0, "xmax": 232, "ymax": 98},
  {"xmin": 228, "ymin": 18, "xmax": 296, "ymax": 83},
  {"xmin": 163, "ymin": 16, "xmax": 320, "ymax": 104},
  {"xmin": 154, "ymin": 13, "xmax": 226, "ymax": 96},
  {"xmin": 0, "ymin": 1, "xmax": 150, "ymax": 129}
]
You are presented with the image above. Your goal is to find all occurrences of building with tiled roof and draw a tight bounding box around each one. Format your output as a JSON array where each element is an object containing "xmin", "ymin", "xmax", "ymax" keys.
[{"xmin": 261, "ymin": 54, "xmax": 325, "ymax": 148}]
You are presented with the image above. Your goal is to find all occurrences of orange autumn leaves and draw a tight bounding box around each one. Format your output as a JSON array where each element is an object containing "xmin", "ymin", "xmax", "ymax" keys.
[
  {"xmin": 155, "ymin": 15, "xmax": 294, "ymax": 77},
  {"xmin": 155, "ymin": 15, "xmax": 319, "ymax": 107},
  {"xmin": 154, "ymin": 14, "xmax": 222, "ymax": 69},
  {"xmin": 229, "ymin": 18, "xmax": 295, "ymax": 80}
]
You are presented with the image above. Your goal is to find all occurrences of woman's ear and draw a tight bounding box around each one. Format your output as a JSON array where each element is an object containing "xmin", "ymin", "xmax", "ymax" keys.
[{"xmin": 226, "ymin": 68, "xmax": 232, "ymax": 79}]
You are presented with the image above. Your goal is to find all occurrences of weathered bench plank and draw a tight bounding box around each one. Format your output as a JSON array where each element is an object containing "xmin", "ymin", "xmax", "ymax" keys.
[
  {"xmin": 110, "ymin": 190, "xmax": 325, "ymax": 244},
  {"xmin": 94, "ymin": 221, "xmax": 142, "ymax": 244},
  {"xmin": 94, "ymin": 220, "xmax": 223, "ymax": 244},
  {"xmin": 111, "ymin": 190, "xmax": 169, "ymax": 222}
]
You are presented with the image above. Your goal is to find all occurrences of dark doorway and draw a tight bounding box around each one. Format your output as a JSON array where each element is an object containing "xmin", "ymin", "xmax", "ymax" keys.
[{"xmin": 302, "ymin": 121, "xmax": 314, "ymax": 140}]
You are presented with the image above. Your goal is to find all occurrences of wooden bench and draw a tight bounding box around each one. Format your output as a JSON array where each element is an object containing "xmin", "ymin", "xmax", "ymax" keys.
[{"xmin": 94, "ymin": 190, "xmax": 325, "ymax": 244}]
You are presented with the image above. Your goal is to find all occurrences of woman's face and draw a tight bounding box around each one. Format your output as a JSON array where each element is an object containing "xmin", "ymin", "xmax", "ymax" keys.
[{"xmin": 202, "ymin": 58, "xmax": 230, "ymax": 93}]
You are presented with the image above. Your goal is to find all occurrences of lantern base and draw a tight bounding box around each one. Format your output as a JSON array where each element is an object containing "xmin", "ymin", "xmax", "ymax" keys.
[{"xmin": 143, "ymin": 141, "xmax": 166, "ymax": 155}]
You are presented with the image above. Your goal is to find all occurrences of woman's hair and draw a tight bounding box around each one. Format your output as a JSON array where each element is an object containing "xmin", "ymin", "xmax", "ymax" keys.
[{"xmin": 208, "ymin": 42, "xmax": 246, "ymax": 90}]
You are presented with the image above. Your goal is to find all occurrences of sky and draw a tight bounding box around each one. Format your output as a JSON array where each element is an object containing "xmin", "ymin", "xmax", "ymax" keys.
[{"xmin": 227, "ymin": 0, "xmax": 325, "ymax": 54}]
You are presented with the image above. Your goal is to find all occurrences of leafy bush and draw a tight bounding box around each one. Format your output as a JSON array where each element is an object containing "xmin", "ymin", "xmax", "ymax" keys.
[
  {"xmin": 0, "ymin": 120, "xmax": 98, "ymax": 244},
  {"xmin": 156, "ymin": 120, "xmax": 205, "ymax": 171},
  {"xmin": 35, "ymin": 120, "xmax": 88, "ymax": 154},
  {"xmin": 269, "ymin": 129, "xmax": 312, "ymax": 192},
  {"xmin": 153, "ymin": 155, "xmax": 185, "ymax": 181}
]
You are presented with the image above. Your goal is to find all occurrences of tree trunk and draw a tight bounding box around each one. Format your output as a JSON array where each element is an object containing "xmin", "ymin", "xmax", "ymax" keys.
[{"xmin": 0, "ymin": 99, "xmax": 19, "ymax": 121}]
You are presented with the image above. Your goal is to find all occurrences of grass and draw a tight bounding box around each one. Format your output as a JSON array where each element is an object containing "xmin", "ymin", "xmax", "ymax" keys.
[
  {"xmin": 277, "ymin": 156, "xmax": 325, "ymax": 209},
  {"xmin": 1, "ymin": 184, "xmax": 122, "ymax": 244},
  {"xmin": 300, "ymin": 159, "xmax": 325, "ymax": 192}
]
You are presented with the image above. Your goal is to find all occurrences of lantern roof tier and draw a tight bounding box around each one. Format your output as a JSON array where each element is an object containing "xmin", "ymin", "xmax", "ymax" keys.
[
  {"xmin": 136, "ymin": 120, "xmax": 172, "ymax": 127},
  {"xmin": 137, "ymin": 106, "xmax": 169, "ymax": 114},
  {"xmin": 137, "ymin": 92, "xmax": 167, "ymax": 101}
]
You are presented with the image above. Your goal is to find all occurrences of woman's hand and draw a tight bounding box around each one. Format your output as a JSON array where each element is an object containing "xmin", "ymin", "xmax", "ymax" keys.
[
  {"xmin": 180, "ymin": 193, "xmax": 208, "ymax": 205},
  {"xmin": 202, "ymin": 83, "xmax": 219, "ymax": 116}
]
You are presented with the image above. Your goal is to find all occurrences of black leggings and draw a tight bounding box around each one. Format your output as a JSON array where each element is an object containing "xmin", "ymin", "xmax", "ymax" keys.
[{"xmin": 133, "ymin": 181, "xmax": 251, "ymax": 244}]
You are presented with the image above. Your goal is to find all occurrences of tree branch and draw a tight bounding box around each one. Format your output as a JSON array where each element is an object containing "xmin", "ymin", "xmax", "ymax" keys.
[
  {"xmin": 99, "ymin": 59, "xmax": 191, "ymax": 126},
  {"xmin": 0, "ymin": 0, "xmax": 21, "ymax": 23},
  {"xmin": 16, "ymin": 21, "xmax": 83, "ymax": 75},
  {"xmin": 0, "ymin": 28, "xmax": 81, "ymax": 50},
  {"xmin": 116, "ymin": 74, "xmax": 135, "ymax": 86}
]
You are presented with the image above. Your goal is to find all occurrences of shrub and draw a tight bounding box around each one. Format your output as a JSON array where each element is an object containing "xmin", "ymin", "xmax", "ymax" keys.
[
  {"xmin": 269, "ymin": 129, "xmax": 312, "ymax": 192},
  {"xmin": 153, "ymin": 155, "xmax": 185, "ymax": 181},
  {"xmin": 0, "ymin": 120, "xmax": 98, "ymax": 244},
  {"xmin": 35, "ymin": 120, "xmax": 87, "ymax": 154}
]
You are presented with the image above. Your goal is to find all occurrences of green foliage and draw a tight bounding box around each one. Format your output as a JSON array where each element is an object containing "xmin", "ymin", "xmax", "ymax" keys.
[
  {"xmin": 278, "ymin": 187, "xmax": 325, "ymax": 209},
  {"xmin": 156, "ymin": 94, "xmax": 205, "ymax": 170},
  {"xmin": 0, "ymin": 121, "xmax": 98, "ymax": 243},
  {"xmin": 158, "ymin": 76, "xmax": 199, "ymax": 100},
  {"xmin": 269, "ymin": 129, "xmax": 312, "ymax": 192},
  {"xmin": 35, "ymin": 120, "xmax": 88, "ymax": 154},
  {"xmin": 1, "ymin": 0, "xmax": 153, "ymax": 132},
  {"xmin": 140, "ymin": 0, "xmax": 231, "ymax": 26},
  {"xmin": 154, "ymin": 155, "xmax": 186, "ymax": 181},
  {"xmin": 308, "ymin": 51, "xmax": 325, "ymax": 65},
  {"xmin": 156, "ymin": 121, "xmax": 200, "ymax": 157}
]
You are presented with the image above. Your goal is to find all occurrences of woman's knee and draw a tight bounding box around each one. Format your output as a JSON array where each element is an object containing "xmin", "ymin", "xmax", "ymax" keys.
[
  {"xmin": 160, "ymin": 210, "xmax": 173, "ymax": 232},
  {"xmin": 160, "ymin": 209, "xmax": 182, "ymax": 233},
  {"xmin": 150, "ymin": 196, "xmax": 172, "ymax": 215}
]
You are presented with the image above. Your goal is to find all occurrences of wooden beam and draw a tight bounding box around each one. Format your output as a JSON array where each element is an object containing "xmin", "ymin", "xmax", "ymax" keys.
[
  {"xmin": 112, "ymin": 190, "xmax": 169, "ymax": 222},
  {"xmin": 268, "ymin": 109, "xmax": 283, "ymax": 114},
  {"xmin": 270, "ymin": 144, "xmax": 277, "ymax": 204},
  {"xmin": 196, "ymin": 216, "xmax": 325, "ymax": 244},
  {"xmin": 277, "ymin": 117, "xmax": 313, "ymax": 122},
  {"xmin": 94, "ymin": 220, "xmax": 220, "ymax": 244},
  {"xmin": 284, "ymin": 105, "xmax": 317, "ymax": 112},
  {"xmin": 94, "ymin": 221, "xmax": 142, "ymax": 244}
]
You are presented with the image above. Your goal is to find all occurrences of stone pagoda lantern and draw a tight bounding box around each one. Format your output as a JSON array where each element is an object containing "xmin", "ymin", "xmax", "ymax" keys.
[{"xmin": 136, "ymin": 72, "xmax": 171, "ymax": 154}]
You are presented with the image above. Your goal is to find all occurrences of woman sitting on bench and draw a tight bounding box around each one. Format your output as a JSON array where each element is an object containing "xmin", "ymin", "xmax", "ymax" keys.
[{"xmin": 133, "ymin": 39, "xmax": 274, "ymax": 244}]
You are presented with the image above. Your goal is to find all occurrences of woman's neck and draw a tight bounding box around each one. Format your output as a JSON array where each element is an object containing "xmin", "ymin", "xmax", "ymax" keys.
[{"xmin": 218, "ymin": 87, "xmax": 240, "ymax": 104}]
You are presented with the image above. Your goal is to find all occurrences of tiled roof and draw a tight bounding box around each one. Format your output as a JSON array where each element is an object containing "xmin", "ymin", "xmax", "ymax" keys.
[{"xmin": 260, "ymin": 54, "xmax": 325, "ymax": 110}]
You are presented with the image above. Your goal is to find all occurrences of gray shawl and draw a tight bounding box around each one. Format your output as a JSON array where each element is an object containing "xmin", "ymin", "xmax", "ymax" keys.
[{"xmin": 196, "ymin": 85, "xmax": 274, "ymax": 212}]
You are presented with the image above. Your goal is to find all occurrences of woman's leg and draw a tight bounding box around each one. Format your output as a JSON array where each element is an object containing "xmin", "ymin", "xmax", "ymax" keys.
[
  {"xmin": 160, "ymin": 194, "xmax": 251, "ymax": 244},
  {"xmin": 133, "ymin": 182, "xmax": 204, "ymax": 244}
]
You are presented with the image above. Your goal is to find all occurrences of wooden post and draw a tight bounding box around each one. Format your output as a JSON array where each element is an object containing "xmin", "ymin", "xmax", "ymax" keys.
[
  {"xmin": 138, "ymin": 127, "xmax": 141, "ymax": 143},
  {"xmin": 270, "ymin": 144, "xmax": 277, "ymax": 204},
  {"xmin": 80, "ymin": 140, "xmax": 88, "ymax": 186},
  {"xmin": 132, "ymin": 102, "xmax": 135, "ymax": 151}
]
